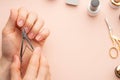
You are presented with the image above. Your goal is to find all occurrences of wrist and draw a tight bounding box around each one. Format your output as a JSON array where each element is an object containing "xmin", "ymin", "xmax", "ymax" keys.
[
  {"xmin": 0, "ymin": 56, "xmax": 12, "ymax": 80},
  {"xmin": 0, "ymin": 56, "xmax": 12, "ymax": 67}
]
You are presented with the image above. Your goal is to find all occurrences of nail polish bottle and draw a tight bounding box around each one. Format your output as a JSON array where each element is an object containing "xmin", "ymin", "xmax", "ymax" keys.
[
  {"xmin": 87, "ymin": 0, "xmax": 100, "ymax": 17},
  {"xmin": 109, "ymin": 0, "xmax": 120, "ymax": 9},
  {"xmin": 66, "ymin": 0, "xmax": 79, "ymax": 6}
]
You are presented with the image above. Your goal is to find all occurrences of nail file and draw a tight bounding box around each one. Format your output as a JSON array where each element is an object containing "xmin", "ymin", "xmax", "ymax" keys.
[{"xmin": 66, "ymin": 0, "xmax": 79, "ymax": 6}]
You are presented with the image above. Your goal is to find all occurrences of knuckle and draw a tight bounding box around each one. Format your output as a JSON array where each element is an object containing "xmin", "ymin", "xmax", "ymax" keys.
[
  {"xmin": 19, "ymin": 7, "xmax": 28, "ymax": 13},
  {"xmin": 29, "ymin": 12, "xmax": 38, "ymax": 19},
  {"xmin": 25, "ymin": 20, "xmax": 32, "ymax": 28},
  {"xmin": 38, "ymin": 18, "xmax": 44, "ymax": 27}
]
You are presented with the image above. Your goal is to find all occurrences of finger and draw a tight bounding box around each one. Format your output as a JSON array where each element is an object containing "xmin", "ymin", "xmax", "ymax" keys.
[
  {"xmin": 10, "ymin": 55, "xmax": 21, "ymax": 80},
  {"xmin": 21, "ymin": 46, "xmax": 33, "ymax": 78},
  {"xmin": 2, "ymin": 9, "xmax": 18, "ymax": 35},
  {"xmin": 24, "ymin": 12, "xmax": 37, "ymax": 34},
  {"xmin": 23, "ymin": 47, "xmax": 41, "ymax": 80},
  {"xmin": 37, "ymin": 54, "xmax": 49, "ymax": 80},
  {"xmin": 35, "ymin": 28, "xmax": 50, "ymax": 43},
  {"xmin": 46, "ymin": 71, "xmax": 51, "ymax": 80},
  {"xmin": 17, "ymin": 7, "xmax": 28, "ymax": 28},
  {"xmin": 28, "ymin": 18, "xmax": 44, "ymax": 39}
]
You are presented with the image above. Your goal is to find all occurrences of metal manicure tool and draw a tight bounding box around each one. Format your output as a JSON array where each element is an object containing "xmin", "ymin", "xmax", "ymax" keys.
[
  {"xmin": 20, "ymin": 28, "xmax": 34, "ymax": 70},
  {"xmin": 105, "ymin": 18, "xmax": 120, "ymax": 59}
]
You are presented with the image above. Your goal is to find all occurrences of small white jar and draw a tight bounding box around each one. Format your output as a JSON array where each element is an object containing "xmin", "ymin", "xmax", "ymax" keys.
[{"xmin": 87, "ymin": 0, "xmax": 100, "ymax": 17}]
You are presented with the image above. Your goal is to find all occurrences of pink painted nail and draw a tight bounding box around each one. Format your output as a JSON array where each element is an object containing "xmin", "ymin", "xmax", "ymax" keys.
[
  {"xmin": 35, "ymin": 35, "xmax": 42, "ymax": 41},
  {"xmin": 28, "ymin": 32, "xmax": 35, "ymax": 39},
  {"xmin": 24, "ymin": 27, "xmax": 29, "ymax": 33},
  {"xmin": 17, "ymin": 19, "xmax": 24, "ymax": 27}
]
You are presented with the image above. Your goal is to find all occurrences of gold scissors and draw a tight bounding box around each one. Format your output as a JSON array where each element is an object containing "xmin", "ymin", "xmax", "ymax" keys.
[{"xmin": 105, "ymin": 18, "xmax": 120, "ymax": 59}]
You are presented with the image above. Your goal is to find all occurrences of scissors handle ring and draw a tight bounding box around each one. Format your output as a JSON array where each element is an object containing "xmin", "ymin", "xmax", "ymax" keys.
[{"xmin": 109, "ymin": 47, "xmax": 119, "ymax": 59}]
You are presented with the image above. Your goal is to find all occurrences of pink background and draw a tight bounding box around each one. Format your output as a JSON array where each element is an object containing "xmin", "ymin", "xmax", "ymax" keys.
[{"xmin": 0, "ymin": 0, "xmax": 120, "ymax": 80}]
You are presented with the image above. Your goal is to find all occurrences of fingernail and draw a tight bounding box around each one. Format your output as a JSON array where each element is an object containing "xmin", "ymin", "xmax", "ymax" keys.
[
  {"xmin": 28, "ymin": 32, "xmax": 35, "ymax": 39},
  {"xmin": 17, "ymin": 19, "xmax": 24, "ymax": 27},
  {"xmin": 24, "ymin": 27, "xmax": 29, "ymax": 33},
  {"xmin": 35, "ymin": 34, "xmax": 42, "ymax": 41}
]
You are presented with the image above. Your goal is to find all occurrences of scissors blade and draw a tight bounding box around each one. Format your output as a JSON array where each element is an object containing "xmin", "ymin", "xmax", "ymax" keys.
[
  {"xmin": 25, "ymin": 36, "xmax": 34, "ymax": 50},
  {"xmin": 20, "ymin": 38, "xmax": 24, "ymax": 63},
  {"xmin": 105, "ymin": 18, "xmax": 116, "ymax": 45},
  {"xmin": 105, "ymin": 18, "xmax": 113, "ymax": 35},
  {"xmin": 22, "ymin": 28, "xmax": 34, "ymax": 50}
]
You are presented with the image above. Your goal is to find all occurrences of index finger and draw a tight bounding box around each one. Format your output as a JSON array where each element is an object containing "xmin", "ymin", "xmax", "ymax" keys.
[{"xmin": 23, "ymin": 47, "xmax": 41, "ymax": 80}]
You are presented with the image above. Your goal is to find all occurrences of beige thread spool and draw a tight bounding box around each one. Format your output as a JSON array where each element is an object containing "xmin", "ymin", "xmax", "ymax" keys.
[
  {"xmin": 114, "ymin": 0, "xmax": 120, "ymax": 3},
  {"xmin": 109, "ymin": 0, "xmax": 120, "ymax": 8}
]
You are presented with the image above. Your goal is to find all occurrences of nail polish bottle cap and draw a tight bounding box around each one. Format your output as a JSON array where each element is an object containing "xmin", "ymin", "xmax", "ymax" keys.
[
  {"xmin": 91, "ymin": 0, "xmax": 99, "ymax": 7},
  {"xmin": 90, "ymin": 0, "xmax": 100, "ymax": 11}
]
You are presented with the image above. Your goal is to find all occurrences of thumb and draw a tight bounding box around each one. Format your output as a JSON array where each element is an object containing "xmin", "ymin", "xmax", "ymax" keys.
[
  {"xmin": 2, "ymin": 9, "xmax": 18, "ymax": 35},
  {"xmin": 10, "ymin": 55, "xmax": 22, "ymax": 80}
]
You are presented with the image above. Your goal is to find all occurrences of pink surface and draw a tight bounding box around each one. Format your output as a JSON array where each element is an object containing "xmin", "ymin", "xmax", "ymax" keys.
[{"xmin": 0, "ymin": 0, "xmax": 120, "ymax": 80}]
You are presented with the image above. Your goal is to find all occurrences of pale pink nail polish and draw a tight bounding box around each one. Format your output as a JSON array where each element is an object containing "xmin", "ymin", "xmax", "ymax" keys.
[
  {"xmin": 35, "ymin": 35, "xmax": 42, "ymax": 41},
  {"xmin": 24, "ymin": 27, "xmax": 29, "ymax": 33},
  {"xmin": 17, "ymin": 19, "xmax": 24, "ymax": 27},
  {"xmin": 28, "ymin": 32, "xmax": 35, "ymax": 39}
]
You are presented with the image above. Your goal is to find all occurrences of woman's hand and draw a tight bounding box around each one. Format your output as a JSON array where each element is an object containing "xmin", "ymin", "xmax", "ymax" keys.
[
  {"xmin": 0, "ymin": 7, "xmax": 50, "ymax": 80},
  {"xmin": 10, "ymin": 47, "xmax": 51, "ymax": 80}
]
